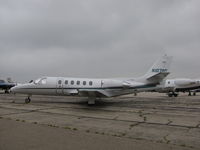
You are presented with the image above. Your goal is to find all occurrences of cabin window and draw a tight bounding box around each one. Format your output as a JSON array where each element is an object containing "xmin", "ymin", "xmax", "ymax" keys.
[
  {"xmin": 77, "ymin": 81, "xmax": 80, "ymax": 85},
  {"xmin": 71, "ymin": 80, "xmax": 74, "ymax": 85},
  {"xmin": 65, "ymin": 80, "xmax": 68, "ymax": 85},
  {"xmin": 89, "ymin": 81, "xmax": 93, "ymax": 86},
  {"xmin": 83, "ymin": 81, "xmax": 86, "ymax": 85},
  {"xmin": 58, "ymin": 80, "xmax": 62, "ymax": 84},
  {"xmin": 168, "ymin": 81, "xmax": 170, "ymax": 84}
]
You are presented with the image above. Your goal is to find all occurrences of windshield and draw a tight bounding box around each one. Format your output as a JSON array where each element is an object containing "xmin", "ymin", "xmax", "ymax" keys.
[
  {"xmin": 34, "ymin": 78, "xmax": 47, "ymax": 85},
  {"xmin": 34, "ymin": 78, "xmax": 41, "ymax": 84}
]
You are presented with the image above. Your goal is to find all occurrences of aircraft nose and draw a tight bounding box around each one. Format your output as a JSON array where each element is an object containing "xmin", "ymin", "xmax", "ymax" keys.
[
  {"xmin": 10, "ymin": 85, "xmax": 23, "ymax": 93},
  {"xmin": 10, "ymin": 84, "xmax": 31, "ymax": 94}
]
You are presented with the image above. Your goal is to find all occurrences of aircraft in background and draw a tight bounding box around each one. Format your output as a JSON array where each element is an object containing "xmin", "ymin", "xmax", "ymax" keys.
[
  {"xmin": 191, "ymin": 88, "xmax": 200, "ymax": 94},
  {"xmin": 11, "ymin": 55, "xmax": 172, "ymax": 104},
  {"xmin": 155, "ymin": 78, "xmax": 200, "ymax": 97},
  {"xmin": 0, "ymin": 78, "xmax": 16, "ymax": 93}
]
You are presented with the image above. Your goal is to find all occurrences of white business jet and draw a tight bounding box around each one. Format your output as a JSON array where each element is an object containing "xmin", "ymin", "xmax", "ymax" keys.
[
  {"xmin": 11, "ymin": 55, "xmax": 172, "ymax": 104},
  {"xmin": 156, "ymin": 78, "xmax": 200, "ymax": 97}
]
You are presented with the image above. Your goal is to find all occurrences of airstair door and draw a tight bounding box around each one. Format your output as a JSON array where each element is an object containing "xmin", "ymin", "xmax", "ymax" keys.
[{"xmin": 56, "ymin": 78, "xmax": 64, "ymax": 94}]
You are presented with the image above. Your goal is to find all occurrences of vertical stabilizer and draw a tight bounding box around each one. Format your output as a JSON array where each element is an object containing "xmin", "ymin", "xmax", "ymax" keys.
[{"xmin": 141, "ymin": 55, "xmax": 173, "ymax": 83}]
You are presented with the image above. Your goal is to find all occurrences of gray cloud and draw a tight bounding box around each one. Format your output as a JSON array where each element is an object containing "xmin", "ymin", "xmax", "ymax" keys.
[{"xmin": 0, "ymin": 0, "xmax": 200, "ymax": 82}]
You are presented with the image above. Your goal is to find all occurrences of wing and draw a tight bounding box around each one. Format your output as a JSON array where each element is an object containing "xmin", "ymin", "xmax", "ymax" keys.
[{"xmin": 78, "ymin": 89, "xmax": 112, "ymax": 98}]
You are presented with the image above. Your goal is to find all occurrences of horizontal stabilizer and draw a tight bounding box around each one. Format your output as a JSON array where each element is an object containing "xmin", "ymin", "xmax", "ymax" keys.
[{"xmin": 147, "ymin": 72, "xmax": 169, "ymax": 83}]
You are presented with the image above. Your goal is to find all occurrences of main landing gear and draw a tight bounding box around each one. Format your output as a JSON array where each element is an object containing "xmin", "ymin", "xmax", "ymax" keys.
[
  {"xmin": 188, "ymin": 91, "xmax": 196, "ymax": 96},
  {"xmin": 88, "ymin": 99, "xmax": 95, "ymax": 105},
  {"xmin": 25, "ymin": 96, "xmax": 31, "ymax": 104},
  {"xmin": 168, "ymin": 92, "xmax": 178, "ymax": 97}
]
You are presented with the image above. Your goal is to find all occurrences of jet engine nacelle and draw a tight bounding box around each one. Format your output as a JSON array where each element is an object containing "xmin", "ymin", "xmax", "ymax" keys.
[
  {"xmin": 122, "ymin": 80, "xmax": 145, "ymax": 88},
  {"xmin": 102, "ymin": 80, "xmax": 123, "ymax": 88},
  {"xmin": 174, "ymin": 79, "xmax": 197, "ymax": 87}
]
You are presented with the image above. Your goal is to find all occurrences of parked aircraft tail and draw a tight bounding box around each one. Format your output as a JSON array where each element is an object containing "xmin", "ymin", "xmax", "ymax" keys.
[{"xmin": 140, "ymin": 55, "xmax": 173, "ymax": 83}]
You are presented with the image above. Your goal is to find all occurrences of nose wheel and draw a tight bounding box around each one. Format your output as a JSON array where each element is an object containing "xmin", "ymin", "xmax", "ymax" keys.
[{"xmin": 25, "ymin": 97, "xmax": 31, "ymax": 104}]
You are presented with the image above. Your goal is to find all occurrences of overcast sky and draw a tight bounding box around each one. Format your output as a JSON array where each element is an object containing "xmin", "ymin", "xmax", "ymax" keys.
[{"xmin": 0, "ymin": 0, "xmax": 200, "ymax": 82}]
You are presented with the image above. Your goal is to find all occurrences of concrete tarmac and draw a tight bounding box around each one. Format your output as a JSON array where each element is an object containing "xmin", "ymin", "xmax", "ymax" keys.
[{"xmin": 0, "ymin": 93, "xmax": 200, "ymax": 150}]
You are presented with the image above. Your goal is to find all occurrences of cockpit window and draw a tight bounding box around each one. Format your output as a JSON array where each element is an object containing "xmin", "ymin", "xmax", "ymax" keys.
[
  {"xmin": 34, "ymin": 78, "xmax": 41, "ymax": 84},
  {"xmin": 29, "ymin": 80, "xmax": 33, "ymax": 83},
  {"xmin": 34, "ymin": 78, "xmax": 47, "ymax": 85},
  {"xmin": 41, "ymin": 78, "xmax": 47, "ymax": 84}
]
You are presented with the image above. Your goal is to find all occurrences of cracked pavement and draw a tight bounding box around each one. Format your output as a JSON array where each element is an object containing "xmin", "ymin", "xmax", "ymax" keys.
[{"xmin": 0, "ymin": 93, "xmax": 200, "ymax": 149}]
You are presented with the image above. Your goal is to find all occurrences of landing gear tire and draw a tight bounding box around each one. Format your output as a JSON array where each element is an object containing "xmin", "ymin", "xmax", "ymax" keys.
[
  {"xmin": 188, "ymin": 92, "xmax": 192, "ymax": 96},
  {"xmin": 25, "ymin": 97, "xmax": 31, "ymax": 104},
  {"xmin": 168, "ymin": 92, "xmax": 178, "ymax": 97},
  {"xmin": 193, "ymin": 92, "xmax": 196, "ymax": 96},
  {"xmin": 174, "ymin": 93, "xmax": 178, "ymax": 97}
]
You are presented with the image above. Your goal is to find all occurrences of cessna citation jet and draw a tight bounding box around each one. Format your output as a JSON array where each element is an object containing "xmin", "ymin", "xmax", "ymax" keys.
[{"xmin": 11, "ymin": 55, "xmax": 172, "ymax": 104}]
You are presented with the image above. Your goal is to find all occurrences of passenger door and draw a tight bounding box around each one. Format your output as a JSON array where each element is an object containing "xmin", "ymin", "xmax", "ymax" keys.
[{"xmin": 56, "ymin": 78, "xmax": 64, "ymax": 94}]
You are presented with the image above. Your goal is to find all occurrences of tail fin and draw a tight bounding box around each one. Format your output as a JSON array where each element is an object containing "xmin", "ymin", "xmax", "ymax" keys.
[{"xmin": 142, "ymin": 55, "xmax": 173, "ymax": 83}]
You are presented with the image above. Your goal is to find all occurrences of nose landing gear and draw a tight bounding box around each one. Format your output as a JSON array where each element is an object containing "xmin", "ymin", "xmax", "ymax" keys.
[
  {"xmin": 25, "ymin": 97, "xmax": 31, "ymax": 104},
  {"xmin": 188, "ymin": 91, "xmax": 196, "ymax": 96}
]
